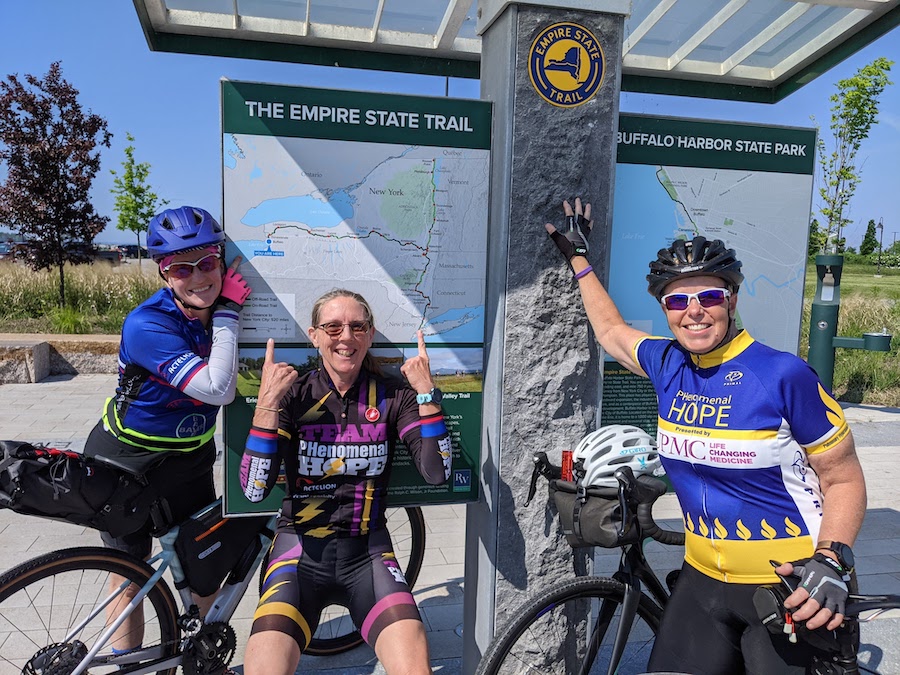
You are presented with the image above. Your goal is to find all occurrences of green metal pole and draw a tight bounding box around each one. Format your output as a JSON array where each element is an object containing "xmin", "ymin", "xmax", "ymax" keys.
[{"xmin": 807, "ymin": 254, "xmax": 843, "ymax": 391}]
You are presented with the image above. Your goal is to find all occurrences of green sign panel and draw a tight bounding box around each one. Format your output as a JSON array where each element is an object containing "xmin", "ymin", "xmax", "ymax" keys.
[{"xmin": 221, "ymin": 81, "xmax": 491, "ymax": 514}]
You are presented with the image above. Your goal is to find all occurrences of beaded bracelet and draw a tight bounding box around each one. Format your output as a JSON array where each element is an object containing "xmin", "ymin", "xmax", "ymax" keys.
[
  {"xmin": 574, "ymin": 265, "xmax": 593, "ymax": 280},
  {"xmin": 255, "ymin": 405, "xmax": 282, "ymax": 413}
]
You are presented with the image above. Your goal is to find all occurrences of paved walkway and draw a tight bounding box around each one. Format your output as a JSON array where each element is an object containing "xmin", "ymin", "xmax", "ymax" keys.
[{"xmin": 0, "ymin": 374, "xmax": 899, "ymax": 673}]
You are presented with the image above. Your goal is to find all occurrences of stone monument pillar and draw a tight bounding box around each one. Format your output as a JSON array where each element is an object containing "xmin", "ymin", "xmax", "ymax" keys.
[{"xmin": 463, "ymin": 1, "xmax": 627, "ymax": 671}]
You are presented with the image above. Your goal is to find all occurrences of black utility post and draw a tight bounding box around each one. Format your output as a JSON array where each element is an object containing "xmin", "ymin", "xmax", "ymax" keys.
[{"xmin": 877, "ymin": 217, "xmax": 884, "ymax": 276}]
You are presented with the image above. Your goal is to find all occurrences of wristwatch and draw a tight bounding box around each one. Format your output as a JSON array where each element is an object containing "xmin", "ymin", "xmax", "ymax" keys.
[
  {"xmin": 416, "ymin": 387, "xmax": 443, "ymax": 405},
  {"xmin": 816, "ymin": 540, "xmax": 855, "ymax": 572}
]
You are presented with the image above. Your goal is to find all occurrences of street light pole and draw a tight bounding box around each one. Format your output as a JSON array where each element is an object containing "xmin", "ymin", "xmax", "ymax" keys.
[{"xmin": 876, "ymin": 217, "xmax": 884, "ymax": 276}]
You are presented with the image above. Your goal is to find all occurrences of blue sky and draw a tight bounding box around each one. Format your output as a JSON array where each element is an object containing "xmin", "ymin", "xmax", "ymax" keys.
[{"xmin": 2, "ymin": 1, "xmax": 899, "ymax": 249}]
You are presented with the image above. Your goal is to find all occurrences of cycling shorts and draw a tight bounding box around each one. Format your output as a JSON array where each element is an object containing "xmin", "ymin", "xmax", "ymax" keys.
[
  {"xmin": 251, "ymin": 526, "xmax": 421, "ymax": 652},
  {"xmin": 648, "ymin": 562, "xmax": 831, "ymax": 674}
]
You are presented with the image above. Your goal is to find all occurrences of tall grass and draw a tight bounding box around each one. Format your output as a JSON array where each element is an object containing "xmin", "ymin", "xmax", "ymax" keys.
[{"xmin": 0, "ymin": 263, "xmax": 162, "ymax": 334}]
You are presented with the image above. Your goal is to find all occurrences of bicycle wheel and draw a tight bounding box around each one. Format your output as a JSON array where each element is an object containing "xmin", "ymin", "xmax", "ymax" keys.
[
  {"xmin": 0, "ymin": 547, "xmax": 180, "ymax": 675},
  {"xmin": 304, "ymin": 506, "xmax": 427, "ymax": 656},
  {"xmin": 477, "ymin": 577, "xmax": 663, "ymax": 675}
]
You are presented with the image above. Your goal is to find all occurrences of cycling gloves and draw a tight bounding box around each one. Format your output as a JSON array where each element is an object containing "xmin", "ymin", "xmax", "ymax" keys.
[
  {"xmin": 791, "ymin": 552, "xmax": 851, "ymax": 617},
  {"xmin": 548, "ymin": 214, "xmax": 592, "ymax": 263}
]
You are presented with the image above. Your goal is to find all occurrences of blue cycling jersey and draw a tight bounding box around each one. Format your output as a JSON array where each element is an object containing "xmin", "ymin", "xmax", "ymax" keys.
[
  {"xmin": 112, "ymin": 288, "xmax": 218, "ymax": 443},
  {"xmin": 635, "ymin": 330, "xmax": 850, "ymax": 583}
]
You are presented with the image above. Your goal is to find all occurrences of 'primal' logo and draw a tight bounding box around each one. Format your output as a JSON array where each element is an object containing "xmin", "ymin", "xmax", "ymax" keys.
[{"xmin": 529, "ymin": 22, "xmax": 605, "ymax": 108}]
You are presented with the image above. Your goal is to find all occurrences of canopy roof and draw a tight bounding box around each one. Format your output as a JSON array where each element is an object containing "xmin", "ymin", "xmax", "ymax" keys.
[{"xmin": 133, "ymin": 0, "xmax": 900, "ymax": 102}]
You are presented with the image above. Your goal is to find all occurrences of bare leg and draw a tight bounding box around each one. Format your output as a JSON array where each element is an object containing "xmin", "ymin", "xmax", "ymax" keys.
[
  {"xmin": 107, "ymin": 574, "xmax": 144, "ymax": 651},
  {"xmin": 243, "ymin": 630, "xmax": 301, "ymax": 675},
  {"xmin": 374, "ymin": 618, "xmax": 432, "ymax": 675}
]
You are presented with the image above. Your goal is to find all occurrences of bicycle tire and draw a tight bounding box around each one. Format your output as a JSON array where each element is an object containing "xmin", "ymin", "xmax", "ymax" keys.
[
  {"xmin": 0, "ymin": 546, "xmax": 180, "ymax": 675},
  {"xmin": 303, "ymin": 505, "xmax": 427, "ymax": 656},
  {"xmin": 477, "ymin": 576, "xmax": 663, "ymax": 675}
]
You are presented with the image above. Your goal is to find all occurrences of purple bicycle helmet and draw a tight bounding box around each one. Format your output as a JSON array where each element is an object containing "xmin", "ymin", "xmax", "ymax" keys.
[
  {"xmin": 646, "ymin": 236, "xmax": 744, "ymax": 300},
  {"xmin": 147, "ymin": 207, "xmax": 225, "ymax": 260}
]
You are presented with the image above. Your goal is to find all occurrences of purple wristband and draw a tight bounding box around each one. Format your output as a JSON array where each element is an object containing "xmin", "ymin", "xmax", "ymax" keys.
[{"xmin": 574, "ymin": 265, "xmax": 593, "ymax": 280}]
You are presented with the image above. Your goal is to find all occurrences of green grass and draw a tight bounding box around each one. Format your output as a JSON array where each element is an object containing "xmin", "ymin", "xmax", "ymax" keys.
[{"xmin": 0, "ymin": 262, "xmax": 161, "ymax": 333}]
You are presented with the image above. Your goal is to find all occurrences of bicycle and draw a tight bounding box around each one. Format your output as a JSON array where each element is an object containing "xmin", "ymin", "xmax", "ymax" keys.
[
  {"xmin": 476, "ymin": 453, "xmax": 900, "ymax": 675},
  {"xmin": 0, "ymin": 495, "xmax": 426, "ymax": 674}
]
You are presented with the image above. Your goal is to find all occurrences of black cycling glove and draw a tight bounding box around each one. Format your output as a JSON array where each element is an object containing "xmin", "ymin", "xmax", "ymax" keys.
[
  {"xmin": 791, "ymin": 552, "xmax": 850, "ymax": 616},
  {"xmin": 548, "ymin": 214, "xmax": 592, "ymax": 264}
]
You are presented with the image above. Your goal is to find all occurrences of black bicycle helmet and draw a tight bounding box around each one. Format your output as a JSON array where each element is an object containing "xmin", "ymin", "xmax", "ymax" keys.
[{"xmin": 646, "ymin": 236, "xmax": 744, "ymax": 300}]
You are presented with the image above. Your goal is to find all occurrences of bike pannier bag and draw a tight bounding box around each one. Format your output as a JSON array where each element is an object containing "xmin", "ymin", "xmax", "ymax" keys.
[
  {"xmin": 174, "ymin": 498, "xmax": 270, "ymax": 597},
  {"xmin": 549, "ymin": 479, "xmax": 640, "ymax": 549},
  {"xmin": 0, "ymin": 440, "xmax": 152, "ymax": 537}
]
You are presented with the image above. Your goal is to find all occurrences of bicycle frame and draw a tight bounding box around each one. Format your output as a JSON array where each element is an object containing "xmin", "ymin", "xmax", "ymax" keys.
[{"xmin": 68, "ymin": 515, "xmax": 276, "ymax": 675}]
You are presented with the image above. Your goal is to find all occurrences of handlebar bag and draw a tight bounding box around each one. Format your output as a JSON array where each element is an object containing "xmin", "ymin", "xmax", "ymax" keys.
[
  {"xmin": 549, "ymin": 479, "xmax": 640, "ymax": 549},
  {"xmin": 173, "ymin": 498, "xmax": 270, "ymax": 597},
  {"xmin": 0, "ymin": 440, "xmax": 153, "ymax": 538}
]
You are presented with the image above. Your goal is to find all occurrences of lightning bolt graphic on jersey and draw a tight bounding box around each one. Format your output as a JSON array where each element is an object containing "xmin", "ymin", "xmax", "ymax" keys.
[
  {"xmin": 294, "ymin": 497, "xmax": 327, "ymax": 523},
  {"xmin": 298, "ymin": 391, "xmax": 332, "ymax": 424}
]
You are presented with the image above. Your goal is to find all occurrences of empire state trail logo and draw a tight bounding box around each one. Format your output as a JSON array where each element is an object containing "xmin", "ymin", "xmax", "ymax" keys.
[{"xmin": 529, "ymin": 22, "xmax": 605, "ymax": 107}]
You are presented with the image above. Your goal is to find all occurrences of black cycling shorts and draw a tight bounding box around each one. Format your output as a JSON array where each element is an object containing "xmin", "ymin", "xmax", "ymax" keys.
[
  {"xmin": 648, "ymin": 562, "xmax": 830, "ymax": 674},
  {"xmin": 251, "ymin": 526, "xmax": 421, "ymax": 652}
]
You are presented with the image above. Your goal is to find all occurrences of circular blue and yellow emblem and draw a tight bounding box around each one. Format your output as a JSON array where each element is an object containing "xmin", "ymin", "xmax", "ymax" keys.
[{"xmin": 528, "ymin": 22, "xmax": 606, "ymax": 108}]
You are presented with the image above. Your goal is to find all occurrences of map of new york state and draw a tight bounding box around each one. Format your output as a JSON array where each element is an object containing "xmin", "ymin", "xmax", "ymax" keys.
[{"xmin": 224, "ymin": 134, "xmax": 490, "ymax": 344}]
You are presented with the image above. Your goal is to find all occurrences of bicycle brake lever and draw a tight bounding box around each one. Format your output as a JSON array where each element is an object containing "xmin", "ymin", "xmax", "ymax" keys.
[{"xmin": 524, "ymin": 454, "xmax": 545, "ymax": 507}]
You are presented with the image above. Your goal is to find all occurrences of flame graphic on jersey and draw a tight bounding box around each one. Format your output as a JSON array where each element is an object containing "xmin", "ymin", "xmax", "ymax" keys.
[
  {"xmin": 294, "ymin": 497, "xmax": 327, "ymax": 523},
  {"xmin": 784, "ymin": 517, "xmax": 802, "ymax": 537},
  {"xmin": 818, "ymin": 383, "xmax": 846, "ymax": 428},
  {"xmin": 760, "ymin": 519, "xmax": 777, "ymax": 539},
  {"xmin": 698, "ymin": 516, "xmax": 709, "ymax": 537},
  {"xmin": 713, "ymin": 518, "xmax": 728, "ymax": 539},
  {"xmin": 298, "ymin": 392, "xmax": 332, "ymax": 424},
  {"xmin": 685, "ymin": 512, "xmax": 695, "ymax": 533},
  {"xmin": 736, "ymin": 520, "xmax": 751, "ymax": 540}
]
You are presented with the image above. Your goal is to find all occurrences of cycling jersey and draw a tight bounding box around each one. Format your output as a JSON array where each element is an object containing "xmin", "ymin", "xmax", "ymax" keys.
[
  {"xmin": 107, "ymin": 288, "xmax": 236, "ymax": 451},
  {"xmin": 240, "ymin": 367, "xmax": 451, "ymax": 536},
  {"xmin": 635, "ymin": 330, "xmax": 849, "ymax": 583}
]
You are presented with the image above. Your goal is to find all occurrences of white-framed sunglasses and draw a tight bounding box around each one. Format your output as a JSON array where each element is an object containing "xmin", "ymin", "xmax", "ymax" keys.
[
  {"xmin": 660, "ymin": 287, "xmax": 731, "ymax": 311},
  {"xmin": 161, "ymin": 253, "xmax": 222, "ymax": 279}
]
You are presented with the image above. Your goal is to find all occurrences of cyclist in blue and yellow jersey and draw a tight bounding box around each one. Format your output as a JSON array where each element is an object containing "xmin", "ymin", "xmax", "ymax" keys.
[
  {"xmin": 83, "ymin": 206, "xmax": 251, "ymax": 651},
  {"xmin": 240, "ymin": 289, "xmax": 452, "ymax": 675},
  {"xmin": 546, "ymin": 198, "xmax": 866, "ymax": 674}
]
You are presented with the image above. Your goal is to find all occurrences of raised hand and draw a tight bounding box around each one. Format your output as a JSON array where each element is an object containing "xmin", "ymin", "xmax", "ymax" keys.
[
  {"xmin": 256, "ymin": 338, "xmax": 298, "ymax": 411},
  {"xmin": 400, "ymin": 330, "xmax": 435, "ymax": 396},
  {"xmin": 545, "ymin": 198, "xmax": 593, "ymax": 264},
  {"xmin": 219, "ymin": 255, "xmax": 252, "ymax": 311}
]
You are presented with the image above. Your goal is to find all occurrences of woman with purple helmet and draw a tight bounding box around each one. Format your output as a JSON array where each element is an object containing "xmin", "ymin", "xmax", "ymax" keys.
[{"xmin": 83, "ymin": 206, "xmax": 251, "ymax": 654}]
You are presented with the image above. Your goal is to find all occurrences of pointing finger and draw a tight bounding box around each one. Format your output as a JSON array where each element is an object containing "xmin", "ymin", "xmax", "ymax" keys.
[
  {"xmin": 228, "ymin": 255, "xmax": 243, "ymax": 272},
  {"xmin": 417, "ymin": 330, "xmax": 428, "ymax": 357},
  {"xmin": 265, "ymin": 338, "xmax": 275, "ymax": 364}
]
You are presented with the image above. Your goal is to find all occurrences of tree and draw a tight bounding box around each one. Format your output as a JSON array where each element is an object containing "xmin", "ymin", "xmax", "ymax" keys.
[
  {"xmin": 808, "ymin": 217, "xmax": 827, "ymax": 257},
  {"xmin": 0, "ymin": 62, "xmax": 111, "ymax": 306},
  {"xmin": 859, "ymin": 218, "xmax": 879, "ymax": 256},
  {"xmin": 110, "ymin": 133, "xmax": 166, "ymax": 265},
  {"xmin": 814, "ymin": 57, "xmax": 893, "ymax": 253}
]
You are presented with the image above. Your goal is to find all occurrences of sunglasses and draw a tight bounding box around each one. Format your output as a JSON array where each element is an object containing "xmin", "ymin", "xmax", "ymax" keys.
[
  {"xmin": 162, "ymin": 253, "xmax": 222, "ymax": 279},
  {"xmin": 316, "ymin": 321, "xmax": 371, "ymax": 337},
  {"xmin": 661, "ymin": 288, "xmax": 731, "ymax": 311}
]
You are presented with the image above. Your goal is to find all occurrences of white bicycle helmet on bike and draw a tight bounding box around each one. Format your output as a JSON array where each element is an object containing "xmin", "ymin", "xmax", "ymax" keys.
[{"xmin": 573, "ymin": 424, "xmax": 662, "ymax": 488}]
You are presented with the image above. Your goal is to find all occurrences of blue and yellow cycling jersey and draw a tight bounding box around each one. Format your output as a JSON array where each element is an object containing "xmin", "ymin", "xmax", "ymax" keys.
[
  {"xmin": 109, "ymin": 288, "xmax": 218, "ymax": 448},
  {"xmin": 635, "ymin": 330, "xmax": 850, "ymax": 583}
]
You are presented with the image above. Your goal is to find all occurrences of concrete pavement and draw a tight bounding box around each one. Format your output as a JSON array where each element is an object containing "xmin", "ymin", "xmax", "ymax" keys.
[{"xmin": 1, "ymin": 374, "xmax": 899, "ymax": 673}]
